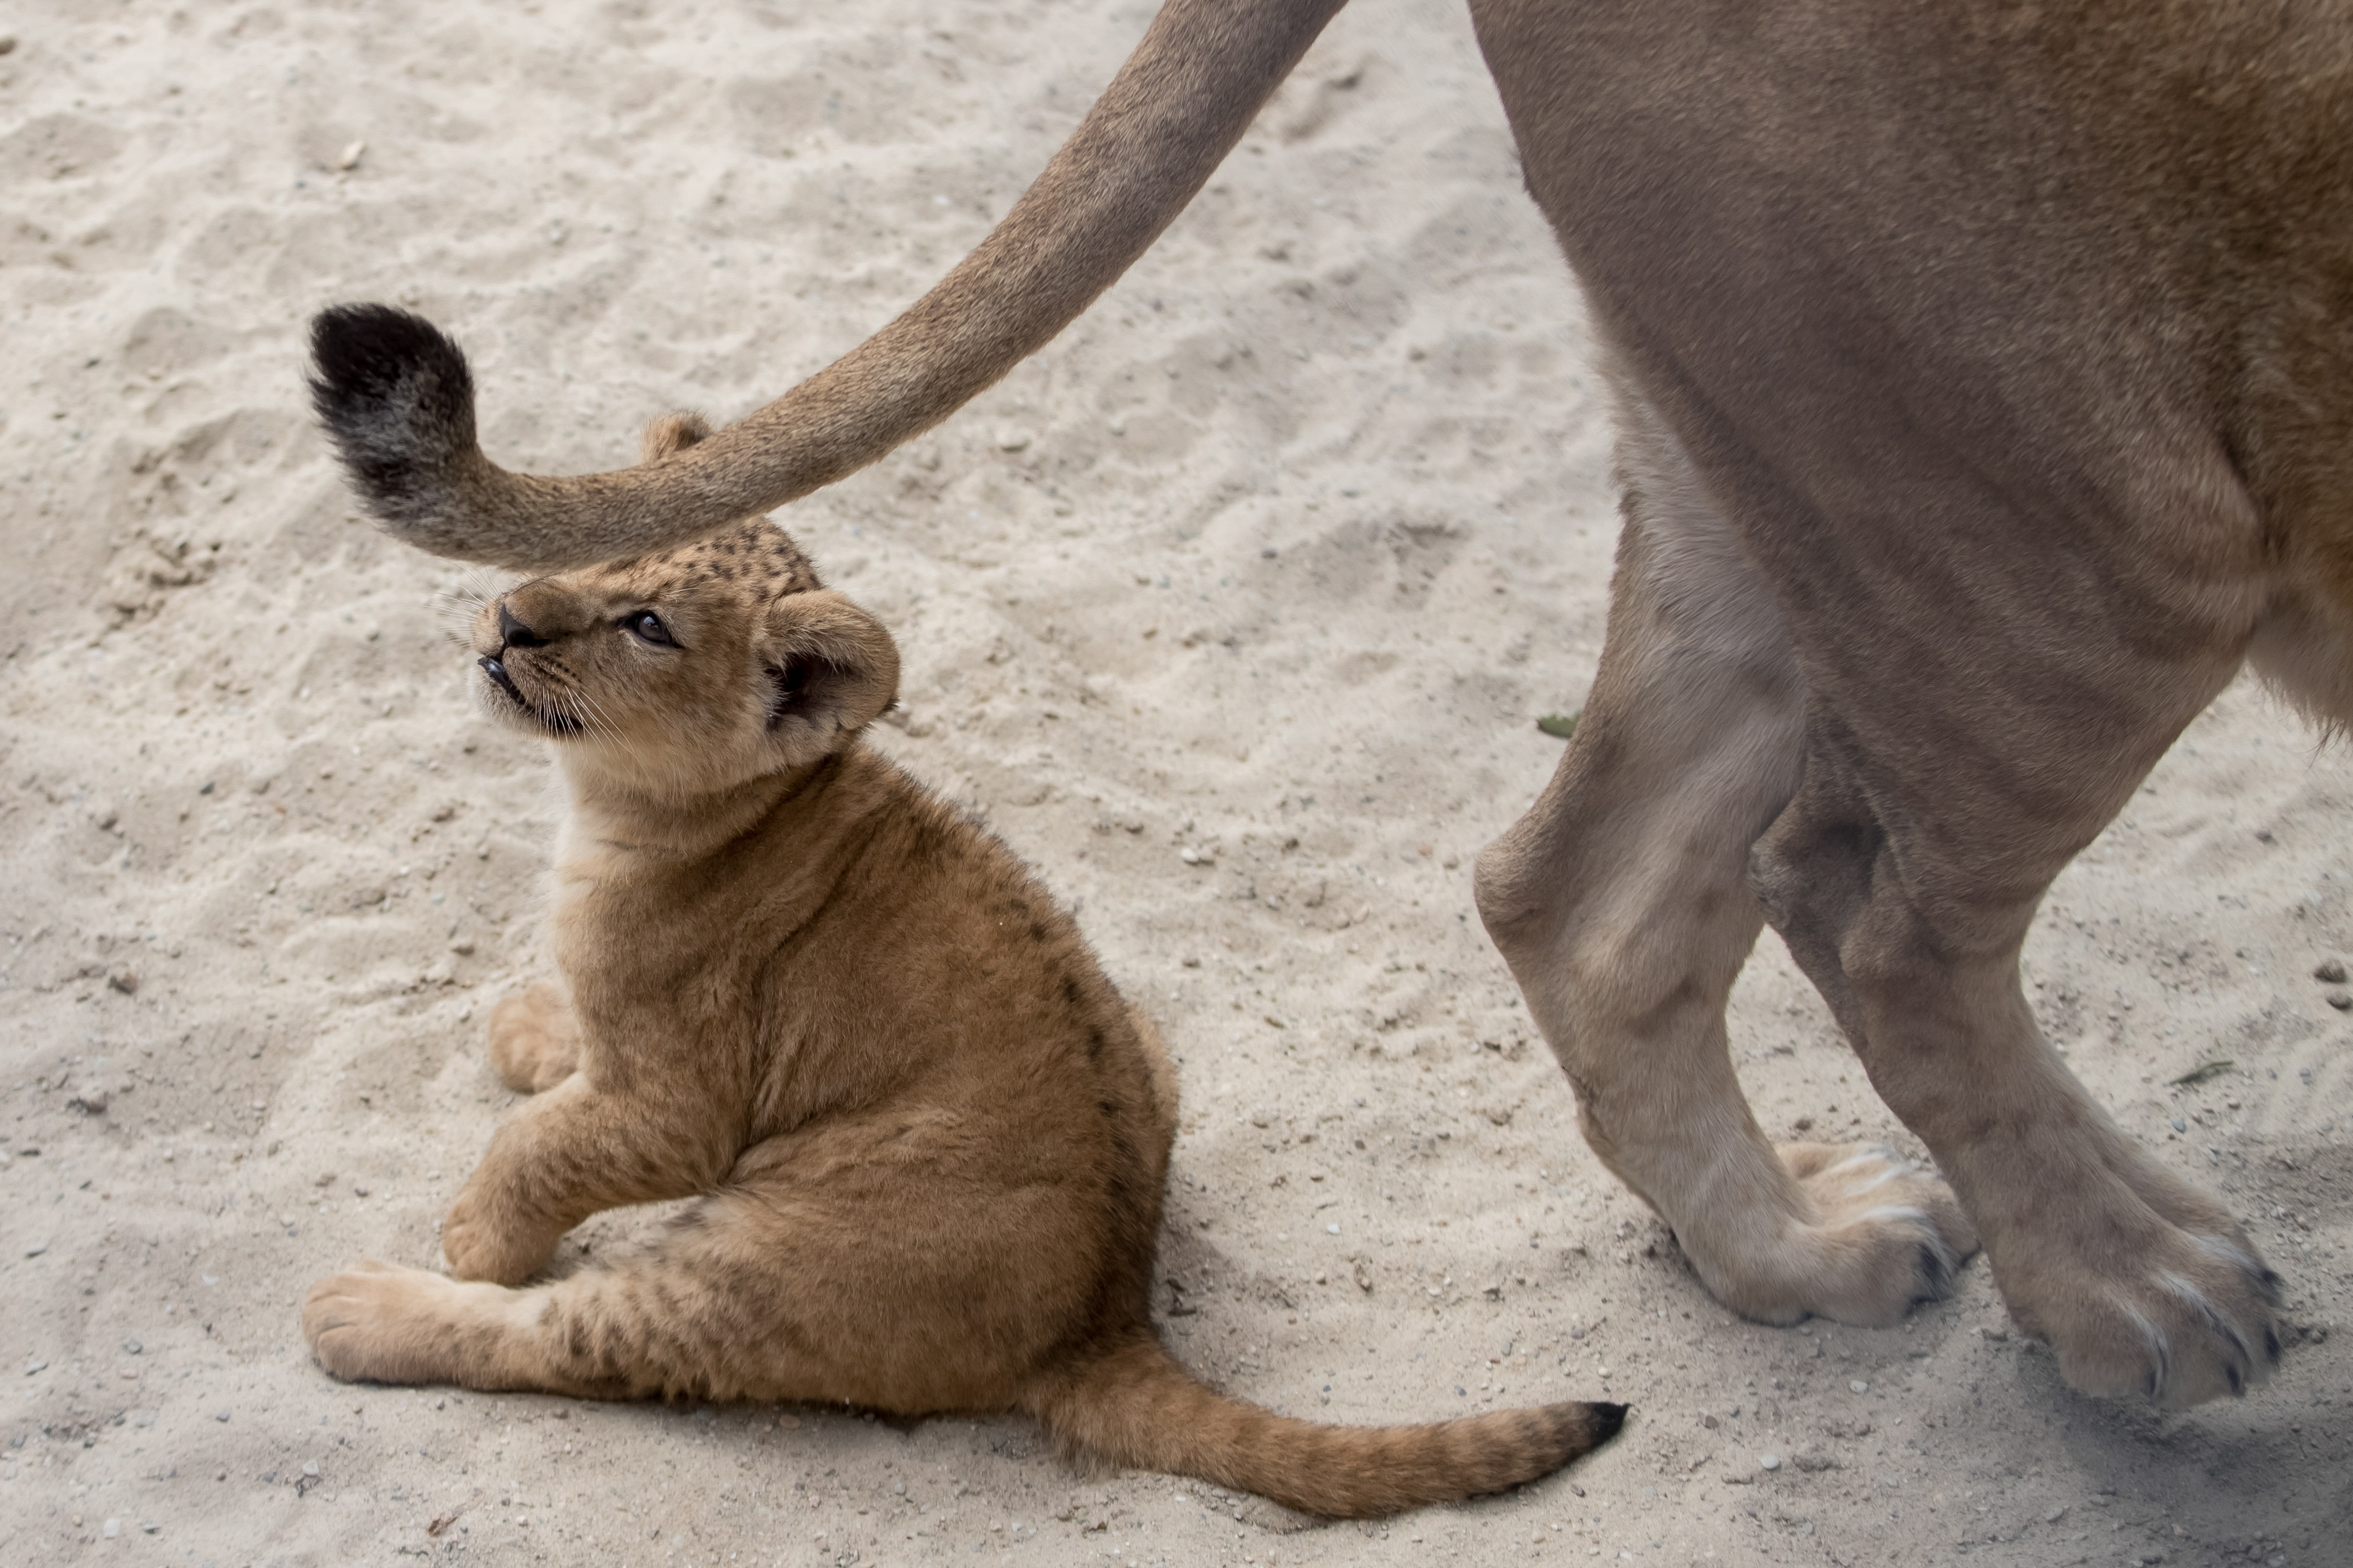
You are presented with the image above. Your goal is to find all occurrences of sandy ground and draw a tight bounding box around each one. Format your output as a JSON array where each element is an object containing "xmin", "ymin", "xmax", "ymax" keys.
[{"xmin": 3, "ymin": 2, "xmax": 2350, "ymax": 1565}]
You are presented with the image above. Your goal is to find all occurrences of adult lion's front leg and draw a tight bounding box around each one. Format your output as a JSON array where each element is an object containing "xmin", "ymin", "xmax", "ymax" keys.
[
  {"xmin": 1477, "ymin": 379, "xmax": 1977, "ymax": 1329},
  {"xmin": 1728, "ymin": 425, "xmax": 2284, "ymax": 1404},
  {"xmin": 1753, "ymin": 685, "xmax": 2283, "ymax": 1405}
]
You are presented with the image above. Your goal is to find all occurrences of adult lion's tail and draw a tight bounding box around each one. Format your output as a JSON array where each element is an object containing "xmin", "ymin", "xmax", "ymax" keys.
[
  {"xmin": 1022, "ymin": 1328, "xmax": 1625, "ymax": 1520},
  {"xmin": 309, "ymin": 0, "xmax": 1350, "ymax": 573}
]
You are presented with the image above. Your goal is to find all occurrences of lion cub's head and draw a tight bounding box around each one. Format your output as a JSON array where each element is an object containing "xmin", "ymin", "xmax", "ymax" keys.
[{"xmin": 467, "ymin": 413, "xmax": 901, "ymax": 799}]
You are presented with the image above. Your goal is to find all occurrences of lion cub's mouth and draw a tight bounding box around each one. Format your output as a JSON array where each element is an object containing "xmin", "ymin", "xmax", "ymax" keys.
[{"xmin": 478, "ymin": 655, "xmax": 585, "ymax": 737}]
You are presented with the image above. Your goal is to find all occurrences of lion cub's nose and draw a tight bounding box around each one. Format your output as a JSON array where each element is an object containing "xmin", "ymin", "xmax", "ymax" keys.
[{"xmin": 497, "ymin": 603, "xmax": 549, "ymax": 650}]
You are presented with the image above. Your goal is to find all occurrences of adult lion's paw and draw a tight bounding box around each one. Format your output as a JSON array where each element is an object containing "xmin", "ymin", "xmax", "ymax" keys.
[
  {"xmin": 1991, "ymin": 1173, "xmax": 2280, "ymax": 1405},
  {"xmin": 303, "ymin": 1261, "xmax": 469, "ymax": 1385},
  {"xmin": 1694, "ymin": 1141, "xmax": 1978, "ymax": 1329},
  {"xmin": 1783, "ymin": 1141, "xmax": 1979, "ymax": 1322}
]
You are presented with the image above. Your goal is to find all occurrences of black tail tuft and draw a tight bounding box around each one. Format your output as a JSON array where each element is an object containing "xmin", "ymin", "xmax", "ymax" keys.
[
  {"xmin": 1587, "ymin": 1402, "xmax": 1629, "ymax": 1445},
  {"xmin": 308, "ymin": 303, "xmax": 479, "ymax": 531}
]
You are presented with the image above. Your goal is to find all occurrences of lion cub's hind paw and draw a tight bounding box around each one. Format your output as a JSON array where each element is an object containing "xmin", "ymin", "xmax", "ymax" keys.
[
  {"xmin": 486, "ymin": 980, "xmax": 581, "ymax": 1094},
  {"xmin": 303, "ymin": 1261, "xmax": 474, "ymax": 1386}
]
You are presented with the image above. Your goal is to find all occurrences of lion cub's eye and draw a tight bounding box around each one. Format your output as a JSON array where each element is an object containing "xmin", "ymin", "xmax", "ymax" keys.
[{"xmin": 625, "ymin": 611, "xmax": 677, "ymax": 647}]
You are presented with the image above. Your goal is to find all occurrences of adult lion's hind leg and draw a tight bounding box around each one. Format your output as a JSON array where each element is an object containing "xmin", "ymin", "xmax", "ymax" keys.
[
  {"xmin": 1476, "ymin": 392, "xmax": 1975, "ymax": 1328},
  {"xmin": 486, "ymin": 980, "xmax": 580, "ymax": 1093}
]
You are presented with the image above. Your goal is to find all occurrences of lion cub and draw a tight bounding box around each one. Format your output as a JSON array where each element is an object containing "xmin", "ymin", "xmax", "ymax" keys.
[{"xmin": 301, "ymin": 417, "xmax": 1622, "ymax": 1516}]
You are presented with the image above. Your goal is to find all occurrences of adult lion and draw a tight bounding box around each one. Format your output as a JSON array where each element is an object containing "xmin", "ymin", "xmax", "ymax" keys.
[{"xmin": 311, "ymin": 0, "xmax": 2353, "ymax": 1407}]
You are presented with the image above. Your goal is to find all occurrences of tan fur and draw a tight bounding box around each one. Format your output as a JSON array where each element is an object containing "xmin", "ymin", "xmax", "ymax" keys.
[
  {"xmin": 300, "ymin": 425, "xmax": 1624, "ymax": 1518},
  {"xmin": 306, "ymin": 0, "xmax": 2353, "ymax": 1407}
]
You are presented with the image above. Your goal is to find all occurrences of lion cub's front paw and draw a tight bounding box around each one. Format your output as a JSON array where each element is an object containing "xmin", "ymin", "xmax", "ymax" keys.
[
  {"xmin": 304, "ymin": 1262, "xmax": 471, "ymax": 1385},
  {"xmin": 442, "ymin": 1188, "xmax": 560, "ymax": 1286},
  {"xmin": 486, "ymin": 981, "xmax": 581, "ymax": 1094}
]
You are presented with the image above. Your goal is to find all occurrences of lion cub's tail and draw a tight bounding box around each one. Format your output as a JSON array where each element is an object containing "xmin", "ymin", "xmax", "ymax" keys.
[
  {"xmin": 311, "ymin": 0, "xmax": 1349, "ymax": 575},
  {"xmin": 1023, "ymin": 1328, "xmax": 1624, "ymax": 1520}
]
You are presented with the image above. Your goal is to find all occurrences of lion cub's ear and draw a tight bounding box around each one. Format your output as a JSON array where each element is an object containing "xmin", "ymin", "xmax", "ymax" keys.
[
  {"xmin": 756, "ymin": 590, "xmax": 902, "ymax": 762},
  {"xmin": 640, "ymin": 411, "xmax": 713, "ymax": 462}
]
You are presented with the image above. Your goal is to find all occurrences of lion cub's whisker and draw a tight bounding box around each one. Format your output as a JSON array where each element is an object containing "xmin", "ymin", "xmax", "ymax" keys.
[{"xmin": 434, "ymin": 594, "xmax": 505, "ymax": 650}]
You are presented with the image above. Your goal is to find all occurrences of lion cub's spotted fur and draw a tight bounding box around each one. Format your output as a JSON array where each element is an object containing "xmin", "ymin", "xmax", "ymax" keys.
[{"xmin": 300, "ymin": 416, "xmax": 1622, "ymax": 1517}]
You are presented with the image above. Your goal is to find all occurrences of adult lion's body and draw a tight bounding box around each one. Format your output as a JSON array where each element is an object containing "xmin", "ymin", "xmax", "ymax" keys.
[{"xmin": 309, "ymin": 0, "xmax": 2353, "ymax": 1405}]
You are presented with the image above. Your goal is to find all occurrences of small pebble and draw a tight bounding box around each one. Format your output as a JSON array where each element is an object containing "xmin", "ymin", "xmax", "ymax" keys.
[
  {"xmin": 213, "ymin": 1411, "xmax": 231, "ymax": 1422},
  {"xmin": 1759, "ymin": 1453, "xmax": 1782, "ymax": 1472},
  {"xmin": 24, "ymin": 1241, "xmax": 47, "ymax": 1257},
  {"xmin": 0, "ymin": 36, "xmax": 16, "ymax": 56},
  {"xmin": 102, "ymin": 1519, "xmax": 121, "ymax": 1539},
  {"xmin": 123, "ymin": 1339, "xmax": 142, "ymax": 1355},
  {"xmin": 336, "ymin": 140, "xmax": 366, "ymax": 171},
  {"xmin": 302, "ymin": 1461, "xmax": 320, "ymax": 1478},
  {"xmin": 23, "ymin": 1360, "xmax": 47, "ymax": 1376},
  {"xmin": 1848, "ymin": 1379, "xmax": 1869, "ymax": 1394},
  {"xmin": 2327, "ymin": 990, "xmax": 2352, "ymax": 1011},
  {"xmin": 2314, "ymin": 959, "xmax": 2347, "ymax": 984}
]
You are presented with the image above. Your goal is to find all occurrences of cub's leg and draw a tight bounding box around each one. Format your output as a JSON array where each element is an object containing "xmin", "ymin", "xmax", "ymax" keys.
[
  {"xmin": 309, "ymin": 1120, "xmax": 1091, "ymax": 1409},
  {"xmin": 485, "ymin": 980, "xmax": 581, "ymax": 1093},
  {"xmin": 439, "ymin": 1072, "xmax": 739, "ymax": 1286},
  {"xmin": 1475, "ymin": 389, "xmax": 1974, "ymax": 1326}
]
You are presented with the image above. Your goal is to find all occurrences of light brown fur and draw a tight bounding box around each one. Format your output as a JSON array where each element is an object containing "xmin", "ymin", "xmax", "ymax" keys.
[
  {"xmin": 309, "ymin": 0, "xmax": 2353, "ymax": 1407},
  {"xmin": 300, "ymin": 417, "xmax": 1624, "ymax": 1517}
]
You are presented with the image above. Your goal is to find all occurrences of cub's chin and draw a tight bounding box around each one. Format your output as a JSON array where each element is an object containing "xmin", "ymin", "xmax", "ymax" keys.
[{"xmin": 473, "ymin": 659, "xmax": 585, "ymax": 739}]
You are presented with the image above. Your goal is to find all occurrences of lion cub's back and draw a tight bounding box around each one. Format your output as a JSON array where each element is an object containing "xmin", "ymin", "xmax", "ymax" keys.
[{"xmin": 776, "ymin": 750, "xmax": 1179, "ymax": 1270}]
